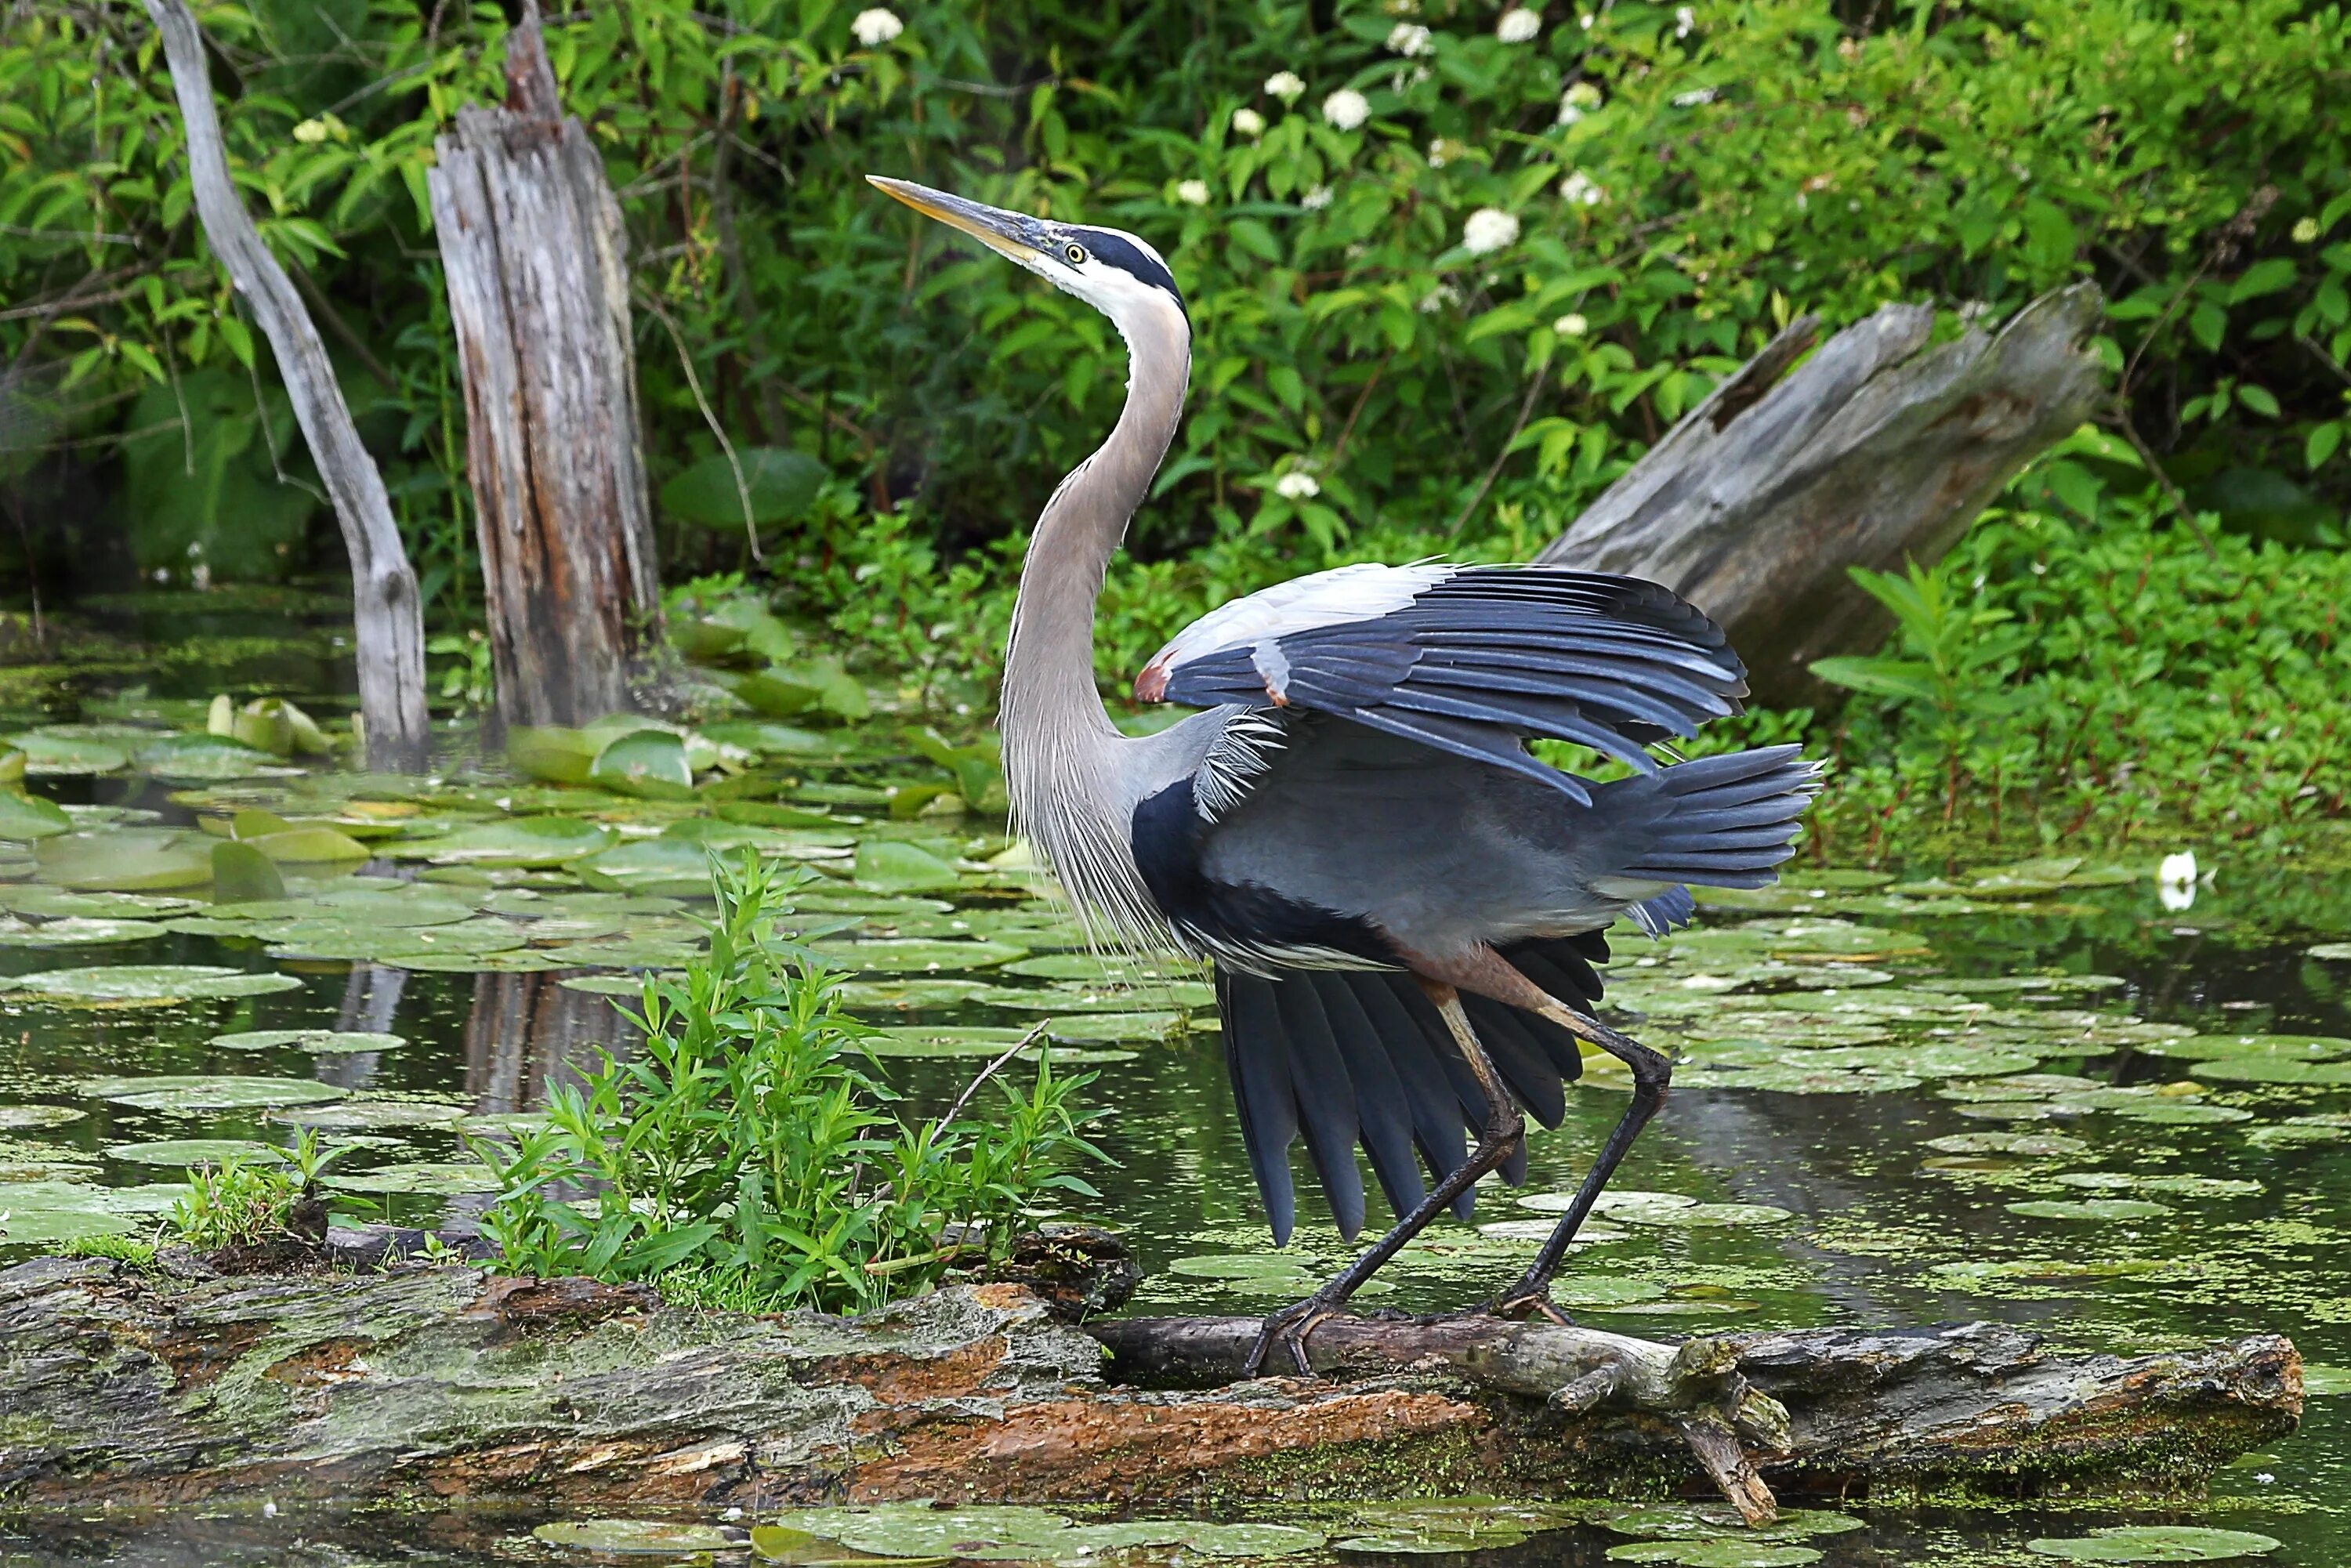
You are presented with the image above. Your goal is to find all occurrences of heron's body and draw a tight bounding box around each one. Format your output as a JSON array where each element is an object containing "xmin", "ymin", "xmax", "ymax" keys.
[{"xmin": 871, "ymin": 176, "xmax": 1820, "ymax": 1358}]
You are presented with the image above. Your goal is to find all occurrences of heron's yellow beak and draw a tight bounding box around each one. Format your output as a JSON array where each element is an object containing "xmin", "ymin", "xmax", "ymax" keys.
[{"xmin": 867, "ymin": 176, "xmax": 1053, "ymax": 265}]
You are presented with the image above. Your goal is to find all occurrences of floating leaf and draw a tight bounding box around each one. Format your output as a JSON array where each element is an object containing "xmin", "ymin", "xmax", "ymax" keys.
[
  {"xmin": 2006, "ymin": 1198, "xmax": 2174, "ymax": 1221},
  {"xmin": 853, "ymin": 840, "xmax": 962, "ymax": 892},
  {"xmin": 532, "ymin": 1519, "xmax": 741, "ymax": 1554},
  {"xmin": 133, "ymin": 733, "xmax": 284, "ymax": 780},
  {"xmin": 245, "ymin": 826, "xmax": 370, "ymax": 864},
  {"xmin": 0, "ymin": 1104, "xmax": 86, "ymax": 1131},
  {"xmin": 212, "ymin": 840, "xmax": 288, "ymax": 900},
  {"xmin": 36, "ymin": 829, "xmax": 215, "ymax": 891},
  {"xmin": 105, "ymin": 1138, "xmax": 284, "ymax": 1167},
  {"xmin": 419, "ymin": 817, "xmax": 616, "ymax": 865},
  {"xmin": 2023, "ymin": 1526, "xmax": 2281, "ymax": 1562},
  {"xmin": 81, "ymin": 1074, "xmax": 346, "ymax": 1111},
  {"xmin": 1182, "ymin": 1523, "xmax": 1328, "ymax": 1557},
  {"xmin": 0, "ymin": 917, "xmax": 165, "ymax": 947},
  {"xmin": 508, "ymin": 726, "xmax": 603, "ymax": 787},
  {"xmin": 1607, "ymin": 1545, "xmax": 1822, "ymax": 1566},
  {"xmin": 326, "ymin": 1161, "xmax": 499, "ymax": 1195},
  {"xmin": 8, "ymin": 965, "xmax": 303, "ymax": 1005},
  {"xmin": 0, "ymin": 790, "xmax": 73, "ymax": 841},
  {"xmin": 810, "ymin": 939, "xmax": 1028, "ymax": 974},
  {"xmin": 272, "ymin": 1099, "xmax": 467, "ymax": 1131},
  {"xmin": 1168, "ymin": 1253, "xmax": 1321, "ymax": 1280},
  {"xmin": 591, "ymin": 729, "xmax": 697, "ymax": 800},
  {"xmin": 211, "ymin": 1029, "xmax": 405, "ymax": 1054},
  {"xmin": 5, "ymin": 732, "xmax": 131, "ymax": 775}
]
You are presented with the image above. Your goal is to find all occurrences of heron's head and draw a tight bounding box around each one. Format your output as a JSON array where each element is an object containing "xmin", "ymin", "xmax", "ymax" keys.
[{"xmin": 868, "ymin": 176, "xmax": 1186, "ymax": 339}]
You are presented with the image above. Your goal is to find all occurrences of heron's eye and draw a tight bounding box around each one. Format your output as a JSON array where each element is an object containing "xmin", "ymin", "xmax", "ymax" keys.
[{"xmin": 1063, "ymin": 242, "xmax": 1089, "ymax": 266}]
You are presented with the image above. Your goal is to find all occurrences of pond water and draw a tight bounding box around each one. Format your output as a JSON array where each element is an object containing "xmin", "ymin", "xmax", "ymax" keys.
[{"xmin": 2, "ymin": 596, "xmax": 2348, "ymax": 1566}]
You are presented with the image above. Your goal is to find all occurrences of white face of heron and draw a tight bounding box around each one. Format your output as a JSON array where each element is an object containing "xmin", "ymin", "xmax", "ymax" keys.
[{"xmin": 1026, "ymin": 225, "xmax": 1189, "ymax": 342}]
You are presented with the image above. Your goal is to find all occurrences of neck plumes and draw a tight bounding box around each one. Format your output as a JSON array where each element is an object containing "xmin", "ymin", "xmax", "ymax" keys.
[{"xmin": 1000, "ymin": 297, "xmax": 1190, "ymax": 947}]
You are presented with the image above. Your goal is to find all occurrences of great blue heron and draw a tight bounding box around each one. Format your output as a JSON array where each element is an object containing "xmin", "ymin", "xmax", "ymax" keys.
[{"xmin": 871, "ymin": 176, "xmax": 1820, "ymax": 1371}]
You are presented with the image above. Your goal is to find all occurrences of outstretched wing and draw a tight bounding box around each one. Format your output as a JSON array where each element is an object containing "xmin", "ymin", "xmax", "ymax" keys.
[
  {"xmin": 1218, "ymin": 933, "xmax": 1610, "ymax": 1244},
  {"xmin": 1137, "ymin": 563, "xmax": 1746, "ymax": 806}
]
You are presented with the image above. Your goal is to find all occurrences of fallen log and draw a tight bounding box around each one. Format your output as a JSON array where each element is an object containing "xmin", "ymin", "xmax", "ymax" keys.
[
  {"xmin": 1538, "ymin": 284, "xmax": 2106, "ymax": 704},
  {"xmin": 0, "ymin": 1260, "xmax": 2295, "ymax": 1516}
]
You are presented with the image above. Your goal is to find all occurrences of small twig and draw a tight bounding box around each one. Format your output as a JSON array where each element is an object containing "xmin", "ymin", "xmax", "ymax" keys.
[
  {"xmin": 2104, "ymin": 409, "xmax": 2219, "ymax": 563},
  {"xmin": 639, "ymin": 290, "xmax": 760, "ymax": 561},
  {"xmin": 940, "ymin": 1023, "xmax": 1049, "ymax": 1128},
  {"xmin": 1445, "ymin": 370, "xmax": 1547, "ymax": 536}
]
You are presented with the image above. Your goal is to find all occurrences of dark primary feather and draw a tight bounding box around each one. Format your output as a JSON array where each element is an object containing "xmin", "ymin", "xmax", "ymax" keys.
[
  {"xmin": 1159, "ymin": 568, "xmax": 1748, "ymax": 805},
  {"xmin": 1214, "ymin": 933, "xmax": 1608, "ymax": 1242}
]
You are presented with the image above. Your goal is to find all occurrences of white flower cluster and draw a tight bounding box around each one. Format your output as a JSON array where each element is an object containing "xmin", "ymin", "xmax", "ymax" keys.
[
  {"xmin": 1176, "ymin": 179, "xmax": 1210, "ymax": 206},
  {"xmin": 1301, "ymin": 185, "xmax": 1335, "ymax": 211},
  {"xmin": 1386, "ymin": 22, "xmax": 1433, "ymax": 56},
  {"xmin": 1559, "ymin": 169, "xmax": 1605, "ymax": 205},
  {"xmin": 1462, "ymin": 207, "xmax": 1519, "ymax": 255},
  {"xmin": 1675, "ymin": 5, "xmax": 1696, "ymax": 37},
  {"xmin": 1323, "ymin": 89, "xmax": 1370, "ymax": 130},
  {"xmin": 1672, "ymin": 86, "xmax": 1718, "ymax": 107},
  {"xmin": 1232, "ymin": 107, "xmax": 1266, "ymax": 139},
  {"xmin": 851, "ymin": 7, "xmax": 903, "ymax": 46},
  {"xmin": 1265, "ymin": 71, "xmax": 1306, "ymax": 103},
  {"xmin": 1558, "ymin": 81, "xmax": 1603, "ymax": 123},
  {"xmin": 1274, "ymin": 472, "xmax": 1321, "ymax": 500},
  {"xmin": 1497, "ymin": 8, "xmax": 1541, "ymax": 42},
  {"xmin": 1553, "ymin": 313, "xmax": 1588, "ymax": 337}
]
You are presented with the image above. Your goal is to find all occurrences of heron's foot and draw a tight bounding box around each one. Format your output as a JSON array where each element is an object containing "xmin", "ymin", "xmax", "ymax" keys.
[
  {"xmin": 1241, "ymin": 1291, "xmax": 1347, "ymax": 1378},
  {"xmin": 1490, "ymin": 1284, "xmax": 1576, "ymax": 1326}
]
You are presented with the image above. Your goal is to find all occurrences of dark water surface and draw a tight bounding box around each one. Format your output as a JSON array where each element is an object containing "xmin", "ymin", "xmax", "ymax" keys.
[{"xmin": 2, "ymin": 597, "xmax": 2347, "ymax": 1566}]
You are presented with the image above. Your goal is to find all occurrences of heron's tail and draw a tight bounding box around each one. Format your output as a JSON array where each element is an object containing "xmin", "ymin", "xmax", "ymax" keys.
[{"xmin": 1586, "ymin": 744, "xmax": 1823, "ymax": 936}]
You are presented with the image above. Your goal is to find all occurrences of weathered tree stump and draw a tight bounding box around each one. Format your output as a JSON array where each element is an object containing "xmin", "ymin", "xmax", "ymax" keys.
[
  {"xmin": 426, "ymin": 4, "xmax": 661, "ymax": 733},
  {"xmin": 1539, "ymin": 284, "xmax": 2105, "ymax": 704},
  {"xmin": 0, "ymin": 1262, "xmax": 2295, "ymax": 1516},
  {"xmin": 145, "ymin": 0, "xmax": 431, "ymax": 770}
]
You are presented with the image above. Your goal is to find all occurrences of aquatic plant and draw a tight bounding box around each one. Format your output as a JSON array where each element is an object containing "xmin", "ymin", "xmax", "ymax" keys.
[{"xmin": 468, "ymin": 852, "xmax": 1104, "ymax": 1314}]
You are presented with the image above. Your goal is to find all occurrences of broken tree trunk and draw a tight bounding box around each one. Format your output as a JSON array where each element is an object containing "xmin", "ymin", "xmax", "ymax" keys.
[
  {"xmin": 1538, "ymin": 284, "xmax": 2105, "ymax": 704},
  {"xmin": 0, "ymin": 1262, "xmax": 2295, "ymax": 1515},
  {"xmin": 144, "ymin": 0, "xmax": 431, "ymax": 772},
  {"xmin": 426, "ymin": 4, "xmax": 661, "ymax": 734}
]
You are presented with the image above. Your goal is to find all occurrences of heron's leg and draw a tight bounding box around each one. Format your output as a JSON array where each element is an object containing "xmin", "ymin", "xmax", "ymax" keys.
[
  {"xmin": 1244, "ymin": 981, "xmax": 1523, "ymax": 1378},
  {"xmin": 1493, "ymin": 991, "xmax": 1672, "ymax": 1317}
]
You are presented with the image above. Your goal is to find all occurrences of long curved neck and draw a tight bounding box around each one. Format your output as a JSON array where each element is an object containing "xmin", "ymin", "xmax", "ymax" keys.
[{"xmin": 999, "ymin": 297, "xmax": 1190, "ymax": 938}]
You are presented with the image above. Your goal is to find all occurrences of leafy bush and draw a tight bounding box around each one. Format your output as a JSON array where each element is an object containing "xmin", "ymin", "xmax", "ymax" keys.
[
  {"xmin": 1809, "ymin": 433, "xmax": 2351, "ymax": 860},
  {"xmin": 168, "ymin": 1129, "xmax": 343, "ymax": 1251},
  {"xmin": 470, "ymin": 853, "xmax": 1103, "ymax": 1314}
]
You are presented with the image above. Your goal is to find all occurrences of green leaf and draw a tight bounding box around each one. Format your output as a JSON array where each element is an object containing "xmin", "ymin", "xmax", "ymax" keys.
[
  {"xmin": 0, "ymin": 790, "xmax": 73, "ymax": 841},
  {"xmin": 1806, "ymin": 657, "xmax": 1939, "ymax": 701},
  {"xmin": 211, "ymin": 840, "xmax": 287, "ymax": 901},
  {"xmin": 659, "ymin": 447, "xmax": 827, "ymax": 531},
  {"xmin": 589, "ymin": 730, "xmax": 697, "ymax": 800},
  {"xmin": 2227, "ymin": 257, "xmax": 2298, "ymax": 304}
]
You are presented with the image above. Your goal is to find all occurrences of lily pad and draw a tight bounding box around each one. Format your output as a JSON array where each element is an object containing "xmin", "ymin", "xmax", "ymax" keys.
[
  {"xmin": 1183, "ymin": 1523, "xmax": 1328, "ymax": 1557},
  {"xmin": 211, "ymin": 1029, "xmax": 406, "ymax": 1054},
  {"xmin": 35, "ymin": 829, "xmax": 215, "ymax": 891},
  {"xmin": 590, "ymin": 729, "xmax": 698, "ymax": 801},
  {"xmin": 853, "ymin": 840, "xmax": 962, "ymax": 892},
  {"xmin": 2023, "ymin": 1526, "xmax": 2281, "ymax": 1562},
  {"xmin": 6, "ymin": 965, "xmax": 304, "ymax": 1005},
  {"xmin": 2006, "ymin": 1198, "xmax": 2174, "ymax": 1221},
  {"xmin": 1607, "ymin": 1546, "xmax": 1821, "ymax": 1567},
  {"xmin": 81, "ymin": 1074, "xmax": 346, "ymax": 1112},
  {"xmin": 2189, "ymin": 1056, "xmax": 2351, "ymax": 1085},
  {"xmin": 0, "ymin": 1104, "xmax": 86, "ymax": 1131},
  {"xmin": 5, "ymin": 732, "xmax": 132, "ymax": 775},
  {"xmin": 104, "ymin": 1138, "xmax": 284, "ymax": 1167},
  {"xmin": 1001, "ymin": 953, "xmax": 1203, "ymax": 983},
  {"xmin": 419, "ymin": 816, "xmax": 616, "ymax": 866},
  {"xmin": 133, "ymin": 733, "xmax": 284, "ymax": 780},
  {"xmin": 532, "ymin": 1519, "xmax": 740, "ymax": 1554},
  {"xmin": 810, "ymin": 938, "xmax": 1028, "ymax": 974},
  {"xmin": 0, "ymin": 917, "xmax": 167, "ymax": 947},
  {"xmin": 0, "ymin": 790, "xmax": 74, "ymax": 840},
  {"xmin": 270, "ymin": 1099, "xmax": 467, "ymax": 1131},
  {"xmin": 325, "ymin": 1161, "xmax": 499, "ymax": 1195}
]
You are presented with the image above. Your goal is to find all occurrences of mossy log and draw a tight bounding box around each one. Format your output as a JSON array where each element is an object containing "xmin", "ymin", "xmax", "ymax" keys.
[{"xmin": 0, "ymin": 1260, "xmax": 2295, "ymax": 1516}]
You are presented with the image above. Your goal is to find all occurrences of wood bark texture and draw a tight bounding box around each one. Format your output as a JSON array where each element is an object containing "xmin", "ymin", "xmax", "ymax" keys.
[
  {"xmin": 144, "ymin": 0, "xmax": 430, "ymax": 771},
  {"xmin": 426, "ymin": 11, "xmax": 661, "ymax": 733},
  {"xmin": 1538, "ymin": 284, "xmax": 2106, "ymax": 704},
  {"xmin": 0, "ymin": 1262, "xmax": 2295, "ymax": 1515}
]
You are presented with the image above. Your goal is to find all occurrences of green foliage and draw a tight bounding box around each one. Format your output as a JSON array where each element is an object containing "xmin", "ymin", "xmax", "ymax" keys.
[
  {"xmin": 469, "ymin": 852, "xmax": 1103, "ymax": 1315},
  {"xmin": 168, "ymin": 1128, "xmax": 344, "ymax": 1250},
  {"xmin": 60, "ymin": 1230, "xmax": 160, "ymax": 1269},
  {"xmin": 1811, "ymin": 443, "xmax": 2351, "ymax": 860}
]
